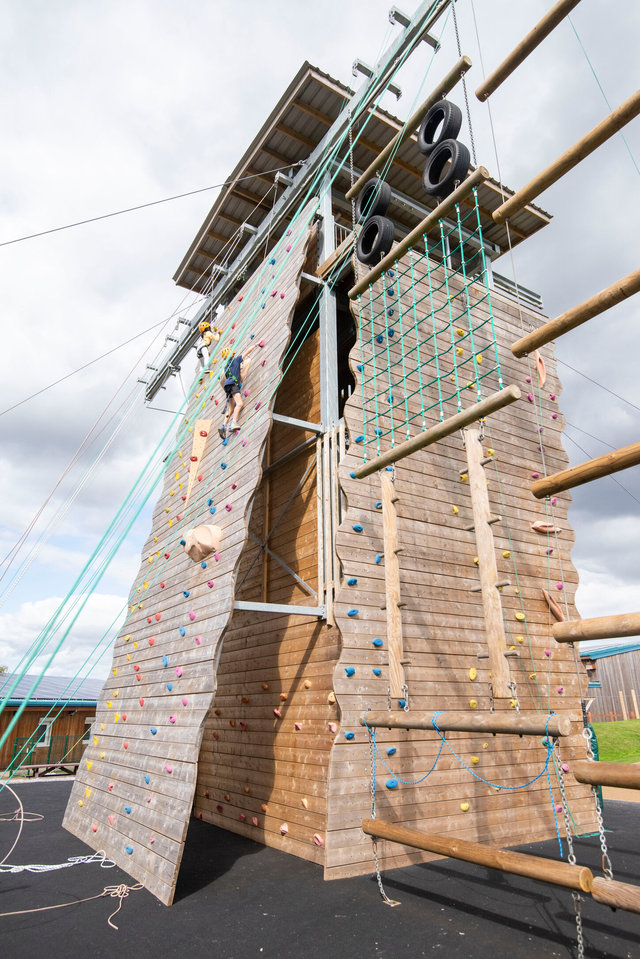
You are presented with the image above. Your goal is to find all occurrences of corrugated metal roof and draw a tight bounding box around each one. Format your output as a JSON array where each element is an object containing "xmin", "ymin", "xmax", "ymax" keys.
[
  {"xmin": 580, "ymin": 643, "xmax": 640, "ymax": 661},
  {"xmin": 1, "ymin": 673, "xmax": 104, "ymax": 704},
  {"xmin": 174, "ymin": 61, "xmax": 551, "ymax": 295}
]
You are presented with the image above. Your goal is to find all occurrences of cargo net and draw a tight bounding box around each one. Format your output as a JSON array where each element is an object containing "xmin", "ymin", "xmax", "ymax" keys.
[{"xmin": 353, "ymin": 189, "xmax": 503, "ymax": 462}]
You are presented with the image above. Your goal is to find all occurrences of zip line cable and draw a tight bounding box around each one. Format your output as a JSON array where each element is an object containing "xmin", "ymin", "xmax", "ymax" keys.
[{"xmin": 0, "ymin": 163, "xmax": 304, "ymax": 249}]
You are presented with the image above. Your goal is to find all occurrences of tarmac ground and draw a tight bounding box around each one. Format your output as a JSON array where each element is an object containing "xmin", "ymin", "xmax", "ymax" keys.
[{"xmin": 0, "ymin": 779, "xmax": 638, "ymax": 959}]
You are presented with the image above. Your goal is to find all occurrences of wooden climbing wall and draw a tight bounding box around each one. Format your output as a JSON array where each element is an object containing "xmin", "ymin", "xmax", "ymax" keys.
[
  {"xmin": 63, "ymin": 198, "xmax": 319, "ymax": 904},
  {"xmin": 324, "ymin": 257, "xmax": 598, "ymax": 879},
  {"xmin": 194, "ymin": 327, "xmax": 342, "ymax": 859}
]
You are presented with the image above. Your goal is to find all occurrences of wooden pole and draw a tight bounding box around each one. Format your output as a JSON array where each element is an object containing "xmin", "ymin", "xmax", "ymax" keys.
[
  {"xmin": 353, "ymin": 385, "xmax": 521, "ymax": 479},
  {"xmin": 591, "ymin": 876, "xmax": 640, "ymax": 915},
  {"xmin": 349, "ymin": 167, "xmax": 489, "ymax": 299},
  {"xmin": 531, "ymin": 441, "xmax": 640, "ymax": 499},
  {"xmin": 492, "ymin": 89, "xmax": 640, "ymax": 225},
  {"xmin": 361, "ymin": 709, "xmax": 572, "ymax": 737},
  {"xmin": 553, "ymin": 611, "xmax": 640, "ymax": 643},
  {"xmin": 572, "ymin": 760, "xmax": 640, "ymax": 790},
  {"xmin": 511, "ymin": 268, "xmax": 640, "ymax": 357},
  {"xmin": 475, "ymin": 0, "xmax": 583, "ymax": 102},
  {"xmin": 361, "ymin": 819, "xmax": 593, "ymax": 892},
  {"xmin": 465, "ymin": 429, "xmax": 511, "ymax": 698},
  {"xmin": 380, "ymin": 473, "xmax": 406, "ymax": 698},
  {"xmin": 345, "ymin": 56, "xmax": 473, "ymax": 201}
]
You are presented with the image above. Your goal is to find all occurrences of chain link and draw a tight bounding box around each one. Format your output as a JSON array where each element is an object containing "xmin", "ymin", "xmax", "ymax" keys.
[
  {"xmin": 582, "ymin": 726, "xmax": 614, "ymax": 877},
  {"xmin": 450, "ymin": 0, "xmax": 478, "ymax": 166},
  {"xmin": 555, "ymin": 743, "xmax": 585, "ymax": 959},
  {"xmin": 368, "ymin": 725, "xmax": 400, "ymax": 905},
  {"xmin": 348, "ymin": 108, "xmax": 359, "ymax": 281}
]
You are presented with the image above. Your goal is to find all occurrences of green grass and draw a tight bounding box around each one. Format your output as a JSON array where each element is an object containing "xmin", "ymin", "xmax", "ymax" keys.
[{"xmin": 591, "ymin": 719, "xmax": 640, "ymax": 763}]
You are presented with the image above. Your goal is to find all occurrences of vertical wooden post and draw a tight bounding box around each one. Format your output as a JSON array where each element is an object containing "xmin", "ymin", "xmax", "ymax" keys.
[
  {"xmin": 631, "ymin": 688, "xmax": 639, "ymax": 720},
  {"xmin": 619, "ymin": 690, "xmax": 629, "ymax": 721},
  {"xmin": 381, "ymin": 472, "xmax": 406, "ymax": 699},
  {"xmin": 316, "ymin": 437, "xmax": 324, "ymax": 613},
  {"xmin": 323, "ymin": 434, "xmax": 335, "ymax": 626},
  {"xmin": 465, "ymin": 428, "xmax": 512, "ymax": 698},
  {"xmin": 262, "ymin": 435, "xmax": 271, "ymax": 603}
]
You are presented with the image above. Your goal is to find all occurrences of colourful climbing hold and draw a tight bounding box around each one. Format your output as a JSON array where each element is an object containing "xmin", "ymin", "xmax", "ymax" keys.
[
  {"xmin": 347, "ymin": 609, "xmax": 359, "ymax": 617},
  {"xmin": 125, "ymin": 845, "xmax": 134, "ymax": 855},
  {"xmin": 386, "ymin": 779, "xmax": 398, "ymax": 789},
  {"xmin": 345, "ymin": 666, "xmax": 355, "ymax": 676},
  {"xmin": 344, "ymin": 731, "xmax": 355, "ymax": 740},
  {"xmin": 372, "ymin": 638, "xmax": 383, "ymax": 647},
  {"xmin": 373, "ymin": 668, "xmax": 382, "ymax": 676},
  {"xmin": 353, "ymin": 524, "xmax": 363, "ymax": 532}
]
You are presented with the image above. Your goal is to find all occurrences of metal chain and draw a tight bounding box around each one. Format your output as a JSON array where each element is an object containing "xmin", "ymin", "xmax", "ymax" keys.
[
  {"xmin": 450, "ymin": 0, "xmax": 477, "ymax": 166},
  {"xmin": 555, "ymin": 743, "xmax": 585, "ymax": 959},
  {"xmin": 368, "ymin": 727, "xmax": 400, "ymax": 906},
  {"xmin": 348, "ymin": 107, "xmax": 359, "ymax": 281},
  {"xmin": 401, "ymin": 683, "xmax": 410, "ymax": 712},
  {"xmin": 582, "ymin": 727, "xmax": 614, "ymax": 878},
  {"xmin": 508, "ymin": 680, "xmax": 520, "ymax": 712}
]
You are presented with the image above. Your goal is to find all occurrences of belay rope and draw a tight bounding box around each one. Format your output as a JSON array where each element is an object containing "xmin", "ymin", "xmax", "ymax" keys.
[{"xmin": 364, "ymin": 713, "xmax": 565, "ymax": 907}]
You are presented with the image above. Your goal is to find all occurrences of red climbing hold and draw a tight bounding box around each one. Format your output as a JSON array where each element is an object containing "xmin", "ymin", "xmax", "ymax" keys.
[
  {"xmin": 190, "ymin": 455, "xmax": 198, "ymax": 462},
  {"xmin": 200, "ymin": 430, "xmax": 208, "ymax": 437},
  {"xmin": 155, "ymin": 612, "xmax": 162, "ymax": 621}
]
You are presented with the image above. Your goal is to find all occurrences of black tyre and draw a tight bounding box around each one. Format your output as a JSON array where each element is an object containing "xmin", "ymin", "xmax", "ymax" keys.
[
  {"xmin": 417, "ymin": 99, "xmax": 463, "ymax": 155},
  {"xmin": 355, "ymin": 178, "xmax": 392, "ymax": 221},
  {"xmin": 356, "ymin": 215, "xmax": 395, "ymax": 265},
  {"xmin": 422, "ymin": 139, "xmax": 470, "ymax": 198}
]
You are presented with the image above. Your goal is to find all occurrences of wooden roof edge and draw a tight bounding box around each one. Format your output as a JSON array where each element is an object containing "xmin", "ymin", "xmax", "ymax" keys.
[{"xmin": 173, "ymin": 62, "xmax": 353, "ymax": 288}]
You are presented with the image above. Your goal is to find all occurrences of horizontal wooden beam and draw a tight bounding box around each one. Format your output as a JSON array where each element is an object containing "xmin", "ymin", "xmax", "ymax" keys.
[
  {"xmin": 553, "ymin": 611, "xmax": 640, "ymax": 643},
  {"xmin": 511, "ymin": 267, "xmax": 640, "ymax": 357},
  {"xmin": 345, "ymin": 56, "xmax": 473, "ymax": 200},
  {"xmin": 591, "ymin": 876, "xmax": 640, "ymax": 915},
  {"xmin": 493, "ymin": 88, "xmax": 640, "ymax": 225},
  {"xmin": 353, "ymin": 385, "xmax": 520, "ymax": 479},
  {"xmin": 572, "ymin": 760, "xmax": 640, "ymax": 790},
  {"xmin": 361, "ymin": 709, "xmax": 572, "ymax": 737},
  {"xmin": 531, "ymin": 441, "xmax": 640, "ymax": 499},
  {"xmin": 349, "ymin": 166, "xmax": 490, "ymax": 299},
  {"xmin": 475, "ymin": 0, "xmax": 583, "ymax": 102},
  {"xmin": 361, "ymin": 819, "xmax": 593, "ymax": 892}
]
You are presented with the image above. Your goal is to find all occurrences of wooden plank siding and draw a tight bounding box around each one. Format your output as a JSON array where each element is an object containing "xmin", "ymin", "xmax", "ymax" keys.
[
  {"xmin": 63, "ymin": 200, "xmax": 320, "ymax": 904},
  {"xmin": 585, "ymin": 649, "xmax": 640, "ymax": 720},
  {"xmin": 325, "ymin": 255, "xmax": 597, "ymax": 879},
  {"xmin": 1, "ymin": 707, "xmax": 94, "ymax": 769}
]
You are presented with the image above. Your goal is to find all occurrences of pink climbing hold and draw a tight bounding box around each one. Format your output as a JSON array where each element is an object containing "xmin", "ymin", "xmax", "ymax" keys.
[
  {"xmin": 213, "ymin": 732, "xmax": 219, "ymax": 740},
  {"xmin": 562, "ymin": 763, "xmax": 570, "ymax": 773},
  {"xmin": 189, "ymin": 611, "xmax": 196, "ymax": 621},
  {"xmin": 252, "ymin": 816, "xmax": 259, "ymax": 826},
  {"xmin": 557, "ymin": 686, "xmax": 564, "ymax": 694},
  {"xmin": 214, "ymin": 552, "xmax": 220, "ymax": 562},
  {"xmin": 148, "ymin": 638, "xmax": 155, "ymax": 646},
  {"xmin": 242, "ymin": 440, "xmax": 247, "ymax": 447},
  {"xmin": 544, "ymin": 649, "xmax": 550, "ymax": 657},
  {"xmin": 280, "ymin": 292, "xmax": 285, "ymax": 299},
  {"xmin": 525, "ymin": 376, "xmax": 531, "ymax": 383},
  {"xmin": 207, "ymin": 581, "xmax": 214, "ymax": 588},
  {"xmin": 532, "ymin": 472, "xmax": 539, "ymax": 479},
  {"xmin": 176, "ymin": 667, "xmax": 183, "ymax": 677},
  {"xmin": 231, "ymin": 482, "xmax": 237, "ymax": 490},
  {"xmin": 244, "ymin": 389, "xmax": 249, "ymax": 397},
  {"xmin": 280, "ymin": 823, "xmax": 289, "ymax": 835},
  {"xmin": 240, "ymin": 721, "xmax": 247, "ymax": 731},
  {"xmin": 260, "ymin": 359, "xmax": 265, "ymax": 366},
  {"xmin": 270, "ymin": 290, "xmax": 277, "ymax": 297},
  {"xmin": 195, "ymin": 636, "xmax": 202, "ymax": 645},
  {"xmin": 294, "ymin": 722, "xmax": 302, "ymax": 731},
  {"xmin": 169, "ymin": 715, "xmax": 177, "ymax": 724},
  {"xmin": 108, "ymin": 814, "xmax": 114, "ymax": 824},
  {"xmin": 526, "ymin": 393, "xmax": 534, "ymax": 403},
  {"xmin": 139, "ymin": 698, "xmax": 145, "ymax": 706},
  {"xmin": 239, "ymin": 813, "xmax": 246, "ymax": 822},
  {"xmin": 550, "ymin": 393, "xmax": 556, "ymax": 401},
  {"xmin": 328, "ymin": 722, "xmax": 337, "ymax": 733},
  {"xmin": 255, "ymin": 401, "xmax": 261, "ymax": 410},
  {"xmin": 165, "ymin": 764, "xmax": 173, "ymax": 774},
  {"xmin": 150, "ymin": 838, "xmax": 155, "ymax": 844},
  {"xmin": 273, "ymin": 708, "xmax": 283, "ymax": 718},
  {"xmin": 91, "ymin": 824, "xmax": 98, "ymax": 833},
  {"xmin": 556, "ymin": 582, "xmax": 564, "ymax": 590},
  {"xmin": 258, "ymin": 339, "xmax": 266, "ymax": 347},
  {"xmin": 225, "ymin": 504, "xmax": 232, "ymax": 512},
  {"xmin": 216, "ymin": 804, "xmax": 223, "ymax": 813},
  {"xmin": 286, "ymin": 244, "xmax": 291, "ymax": 252},
  {"xmin": 313, "ymin": 834, "xmax": 324, "ymax": 846},
  {"xmin": 551, "ymin": 497, "xmax": 557, "ymax": 505}
]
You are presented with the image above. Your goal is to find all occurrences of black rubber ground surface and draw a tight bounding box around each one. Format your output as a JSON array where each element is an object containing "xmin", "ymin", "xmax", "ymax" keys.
[{"xmin": 0, "ymin": 781, "xmax": 638, "ymax": 959}]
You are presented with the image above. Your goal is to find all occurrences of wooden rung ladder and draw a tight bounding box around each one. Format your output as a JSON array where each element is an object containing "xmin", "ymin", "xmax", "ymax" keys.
[{"xmin": 380, "ymin": 471, "xmax": 406, "ymax": 699}]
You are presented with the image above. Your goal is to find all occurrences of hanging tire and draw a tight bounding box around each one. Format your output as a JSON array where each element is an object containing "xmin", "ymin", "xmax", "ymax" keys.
[
  {"xmin": 422, "ymin": 139, "xmax": 470, "ymax": 198},
  {"xmin": 416, "ymin": 100, "xmax": 463, "ymax": 156},
  {"xmin": 356, "ymin": 215, "xmax": 395, "ymax": 265},
  {"xmin": 355, "ymin": 178, "xmax": 392, "ymax": 221}
]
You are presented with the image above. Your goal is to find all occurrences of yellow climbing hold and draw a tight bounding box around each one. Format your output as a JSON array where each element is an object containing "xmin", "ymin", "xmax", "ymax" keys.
[
  {"xmin": 165, "ymin": 507, "xmax": 170, "ymax": 514},
  {"xmin": 456, "ymin": 328, "xmax": 464, "ymax": 337},
  {"xmin": 502, "ymin": 550, "xmax": 511, "ymax": 558},
  {"xmin": 168, "ymin": 519, "xmax": 173, "ymax": 526},
  {"xmin": 486, "ymin": 448, "xmax": 494, "ymax": 457},
  {"xmin": 514, "ymin": 587, "xmax": 520, "ymax": 595},
  {"xmin": 114, "ymin": 713, "xmax": 120, "ymax": 723},
  {"xmin": 452, "ymin": 505, "xmax": 459, "ymax": 514},
  {"xmin": 100, "ymin": 723, "xmax": 105, "ymax": 731},
  {"xmin": 482, "ymin": 742, "xmax": 488, "ymax": 749},
  {"xmin": 147, "ymin": 556, "xmax": 153, "ymax": 564},
  {"xmin": 126, "ymin": 653, "xmax": 131, "ymax": 661},
  {"xmin": 516, "ymin": 635, "xmax": 524, "ymax": 644},
  {"xmin": 509, "ymin": 645, "xmax": 515, "ymax": 651},
  {"xmin": 107, "ymin": 701, "xmax": 112, "ymax": 709},
  {"xmin": 461, "ymin": 473, "xmax": 468, "ymax": 482},
  {"xmin": 113, "ymin": 668, "xmax": 117, "ymax": 676},
  {"xmin": 175, "ymin": 472, "xmax": 180, "ymax": 480},
  {"xmin": 460, "ymin": 802, "xmax": 470, "ymax": 812},
  {"xmin": 473, "ymin": 556, "xmax": 479, "ymax": 565},
  {"xmin": 515, "ymin": 612, "xmax": 525, "ymax": 621},
  {"xmin": 471, "ymin": 756, "xmax": 479, "ymax": 765},
  {"xmin": 86, "ymin": 760, "xmax": 92, "ymax": 769},
  {"xmin": 100, "ymin": 752, "xmax": 105, "ymax": 759},
  {"xmin": 510, "ymin": 699, "xmax": 518, "ymax": 708},
  {"xmin": 169, "ymin": 490, "xmax": 175, "ymax": 497},
  {"xmin": 133, "ymin": 642, "xmax": 138, "ymax": 649},
  {"xmin": 85, "ymin": 787, "xmax": 92, "ymax": 798},
  {"xmin": 529, "ymin": 673, "xmax": 536, "ymax": 679},
  {"xmin": 78, "ymin": 800, "xmax": 84, "ymax": 807},
  {"xmin": 456, "ymin": 347, "xmax": 463, "ymax": 356},
  {"xmin": 468, "ymin": 667, "xmax": 477, "ymax": 681},
  {"xmin": 477, "ymin": 354, "xmax": 483, "ymax": 364},
  {"xmin": 93, "ymin": 737, "xmax": 98, "ymax": 746},
  {"xmin": 124, "ymin": 635, "xmax": 130, "ymax": 643},
  {"xmin": 469, "ymin": 699, "xmax": 477, "ymax": 709}
]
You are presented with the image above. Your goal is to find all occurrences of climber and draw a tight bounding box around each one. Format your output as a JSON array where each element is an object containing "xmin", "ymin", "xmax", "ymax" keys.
[
  {"xmin": 219, "ymin": 340, "xmax": 257, "ymax": 437},
  {"xmin": 196, "ymin": 320, "xmax": 222, "ymax": 369}
]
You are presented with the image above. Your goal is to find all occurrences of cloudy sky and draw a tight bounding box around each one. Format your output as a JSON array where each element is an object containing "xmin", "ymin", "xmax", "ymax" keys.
[{"xmin": 0, "ymin": 0, "xmax": 638, "ymax": 683}]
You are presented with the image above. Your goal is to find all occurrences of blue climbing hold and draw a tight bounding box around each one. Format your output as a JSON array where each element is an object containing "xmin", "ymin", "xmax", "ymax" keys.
[
  {"xmin": 375, "ymin": 553, "xmax": 383, "ymax": 564},
  {"xmin": 180, "ymin": 539, "xmax": 186, "ymax": 546},
  {"xmin": 125, "ymin": 806, "xmax": 132, "ymax": 814},
  {"xmin": 162, "ymin": 655, "xmax": 168, "ymax": 667},
  {"xmin": 347, "ymin": 609, "xmax": 358, "ymax": 617},
  {"xmin": 150, "ymin": 728, "xmax": 157, "ymax": 735},
  {"xmin": 125, "ymin": 845, "xmax": 134, "ymax": 855},
  {"xmin": 387, "ymin": 308, "xmax": 394, "ymax": 317},
  {"xmin": 261, "ymin": 303, "xmax": 266, "ymax": 309},
  {"xmin": 183, "ymin": 590, "xmax": 190, "ymax": 598},
  {"xmin": 386, "ymin": 746, "xmax": 397, "ymax": 756},
  {"xmin": 167, "ymin": 683, "xmax": 173, "ymax": 691},
  {"xmin": 207, "ymin": 498, "xmax": 214, "ymax": 506},
  {"xmin": 353, "ymin": 524, "xmax": 363, "ymax": 532},
  {"xmin": 261, "ymin": 287, "xmax": 265, "ymax": 294},
  {"xmin": 375, "ymin": 428, "xmax": 383, "ymax": 436},
  {"xmin": 221, "ymin": 462, "xmax": 227, "ymax": 469},
  {"xmin": 354, "ymin": 435, "xmax": 364, "ymax": 443},
  {"xmin": 357, "ymin": 363, "xmax": 364, "ymax": 371},
  {"xmin": 222, "ymin": 437, "xmax": 229, "ymax": 446},
  {"xmin": 347, "ymin": 577, "xmax": 357, "ymax": 586},
  {"xmin": 345, "ymin": 666, "xmax": 355, "ymax": 676},
  {"xmin": 344, "ymin": 731, "xmax": 355, "ymax": 740},
  {"xmin": 385, "ymin": 466, "xmax": 394, "ymax": 471},
  {"xmin": 372, "ymin": 668, "xmax": 382, "ymax": 676},
  {"xmin": 144, "ymin": 775, "xmax": 150, "ymax": 784},
  {"xmin": 209, "ymin": 506, "xmax": 216, "ymax": 514},
  {"xmin": 387, "ymin": 395, "xmax": 394, "ymax": 404},
  {"xmin": 350, "ymin": 471, "xmax": 356, "ymax": 479},
  {"xmin": 386, "ymin": 778, "xmax": 398, "ymax": 789},
  {"xmin": 387, "ymin": 288, "xmax": 395, "ymax": 296},
  {"xmin": 376, "ymin": 334, "xmax": 384, "ymax": 344},
  {"xmin": 388, "ymin": 328, "xmax": 395, "ymax": 337},
  {"xmin": 398, "ymin": 699, "xmax": 406, "ymax": 708},
  {"xmin": 201, "ymin": 561, "xmax": 207, "ymax": 569},
  {"xmin": 372, "ymin": 638, "xmax": 383, "ymax": 647},
  {"xmin": 387, "ymin": 269, "xmax": 395, "ymax": 278},
  {"xmin": 375, "ymin": 501, "xmax": 382, "ymax": 509},
  {"xmin": 250, "ymin": 333, "xmax": 255, "ymax": 339},
  {"xmin": 179, "ymin": 626, "xmax": 186, "ymax": 637},
  {"xmin": 269, "ymin": 257, "xmax": 276, "ymax": 265}
]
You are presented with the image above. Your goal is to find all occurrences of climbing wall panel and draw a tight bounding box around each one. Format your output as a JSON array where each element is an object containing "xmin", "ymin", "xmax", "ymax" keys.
[
  {"xmin": 194, "ymin": 328, "xmax": 341, "ymax": 860},
  {"xmin": 325, "ymin": 256, "xmax": 597, "ymax": 879},
  {"xmin": 63, "ymin": 199, "xmax": 319, "ymax": 904}
]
